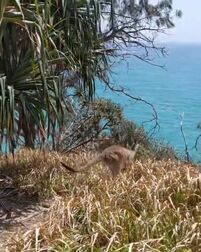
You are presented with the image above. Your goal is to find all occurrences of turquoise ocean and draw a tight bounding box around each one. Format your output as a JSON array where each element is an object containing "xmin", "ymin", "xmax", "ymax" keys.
[{"xmin": 97, "ymin": 43, "xmax": 201, "ymax": 161}]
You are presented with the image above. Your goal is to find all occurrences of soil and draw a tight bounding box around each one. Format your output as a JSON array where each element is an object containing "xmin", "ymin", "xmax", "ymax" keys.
[{"xmin": 0, "ymin": 187, "xmax": 53, "ymax": 252}]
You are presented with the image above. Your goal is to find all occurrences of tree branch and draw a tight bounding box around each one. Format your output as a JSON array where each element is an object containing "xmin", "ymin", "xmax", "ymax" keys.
[{"xmin": 103, "ymin": 82, "xmax": 160, "ymax": 137}]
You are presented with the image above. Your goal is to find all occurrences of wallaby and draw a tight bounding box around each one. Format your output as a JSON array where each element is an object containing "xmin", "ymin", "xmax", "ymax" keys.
[{"xmin": 61, "ymin": 144, "xmax": 139, "ymax": 176}]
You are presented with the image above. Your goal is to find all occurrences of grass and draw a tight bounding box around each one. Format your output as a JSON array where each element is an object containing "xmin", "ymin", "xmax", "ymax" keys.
[{"xmin": 1, "ymin": 149, "xmax": 201, "ymax": 251}]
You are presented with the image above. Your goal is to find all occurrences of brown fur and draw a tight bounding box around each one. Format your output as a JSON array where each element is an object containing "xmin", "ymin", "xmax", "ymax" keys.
[{"xmin": 61, "ymin": 144, "xmax": 139, "ymax": 176}]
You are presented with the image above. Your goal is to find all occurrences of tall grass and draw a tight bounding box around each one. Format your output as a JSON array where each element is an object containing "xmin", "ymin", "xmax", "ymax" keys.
[{"xmin": 1, "ymin": 149, "xmax": 201, "ymax": 251}]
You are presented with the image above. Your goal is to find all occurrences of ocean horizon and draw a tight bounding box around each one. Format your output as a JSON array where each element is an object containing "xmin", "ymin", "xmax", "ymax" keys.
[{"xmin": 97, "ymin": 43, "xmax": 201, "ymax": 162}]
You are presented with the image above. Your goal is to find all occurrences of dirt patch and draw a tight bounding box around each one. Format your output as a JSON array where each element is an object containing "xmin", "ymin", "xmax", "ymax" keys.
[{"xmin": 0, "ymin": 188, "xmax": 53, "ymax": 252}]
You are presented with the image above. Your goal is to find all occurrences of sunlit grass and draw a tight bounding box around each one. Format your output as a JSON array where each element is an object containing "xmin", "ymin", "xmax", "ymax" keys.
[{"xmin": 1, "ymin": 149, "xmax": 201, "ymax": 251}]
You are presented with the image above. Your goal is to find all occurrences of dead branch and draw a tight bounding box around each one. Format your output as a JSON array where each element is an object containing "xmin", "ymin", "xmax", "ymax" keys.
[
  {"xmin": 194, "ymin": 133, "xmax": 201, "ymax": 152},
  {"xmin": 103, "ymin": 82, "xmax": 160, "ymax": 137},
  {"xmin": 180, "ymin": 114, "xmax": 191, "ymax": 162}
]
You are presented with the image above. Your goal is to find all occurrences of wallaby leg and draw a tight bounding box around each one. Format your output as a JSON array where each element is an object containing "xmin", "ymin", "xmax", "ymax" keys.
[
  {"xmin": 108, "ymin": 162, "xmax": 118, "ymax": 176},
  {"xmin": 108, "ymin": 160, "xmax": 125, "ymax": 177}
]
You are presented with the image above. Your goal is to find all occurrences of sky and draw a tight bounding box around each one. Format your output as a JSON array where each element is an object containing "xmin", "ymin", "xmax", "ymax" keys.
[{"xmin": 162, "ymin": 0, "xmax": 201, "ymax": 43}]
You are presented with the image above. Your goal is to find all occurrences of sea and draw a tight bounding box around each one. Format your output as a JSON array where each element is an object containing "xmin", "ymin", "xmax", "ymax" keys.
[{"xmin": 97, "ymin": 43, "xmax": 201, "ymax": 162}]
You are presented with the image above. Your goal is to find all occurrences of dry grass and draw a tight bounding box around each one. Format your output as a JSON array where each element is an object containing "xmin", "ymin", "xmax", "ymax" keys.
[{"xmin": 1, "ymin": 149, "xmax": 201, "ymax": 251}]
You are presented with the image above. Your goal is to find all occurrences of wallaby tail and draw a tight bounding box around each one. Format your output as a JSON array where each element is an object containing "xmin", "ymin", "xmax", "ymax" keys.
[
  {"xmin": 60, "ymin": 161, "xmax": 79, "ymax": 173},
  {"xmin": 82, "ymin": 155, "xmax": 101, "ymax": 170},
  {"xmin": 60, "ymin": 155, "xmax": 101, "ymax": 174}
]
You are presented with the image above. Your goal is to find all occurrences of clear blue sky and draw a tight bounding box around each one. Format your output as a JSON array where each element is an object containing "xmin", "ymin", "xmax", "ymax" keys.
[{"xmin": 163, "ymin": 0, "xmax": 201, "ymax": 43}]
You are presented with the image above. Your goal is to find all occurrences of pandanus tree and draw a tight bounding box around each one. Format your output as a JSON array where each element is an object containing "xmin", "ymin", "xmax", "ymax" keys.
[
  {"xmin": 0, "ymin": 0, "xmax": 181, "ymax": 151},
  {"xmin": 0, "ymin": 0, "xmax": 108, "ymax": 150},
  {"xmin": 0, "ymin": 1, "xmax": 64, "ymax": 150}
]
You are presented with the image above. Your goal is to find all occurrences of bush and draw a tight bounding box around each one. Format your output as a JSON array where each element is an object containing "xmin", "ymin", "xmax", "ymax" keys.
[
  {"xmin": 58, "ymin": 99, "xmax": 123, "ymax": 152},
  {"xmin": 58, "ymin": 98, "xmax": 178, "ymax": 161},
  {"xmin": 110, "ymin": 119, "xmax": 179, "ymax": 160}
]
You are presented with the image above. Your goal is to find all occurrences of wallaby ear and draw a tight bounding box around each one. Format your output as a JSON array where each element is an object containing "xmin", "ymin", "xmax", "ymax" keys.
[{"xmin": 108, "ymin": 153, "xmax": 119, "ymax": 161}]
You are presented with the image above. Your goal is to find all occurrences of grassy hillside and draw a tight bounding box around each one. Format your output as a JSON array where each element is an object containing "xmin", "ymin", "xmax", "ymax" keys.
[{"xmin": 0, "ymin": 149, "xmax": 201, "ymax": 251}]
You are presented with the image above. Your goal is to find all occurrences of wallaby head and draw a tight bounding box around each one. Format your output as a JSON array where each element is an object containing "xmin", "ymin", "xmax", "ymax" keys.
[{"xmin": 61, "ymin": 144, "xmax": 139, "ymax": 177}]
